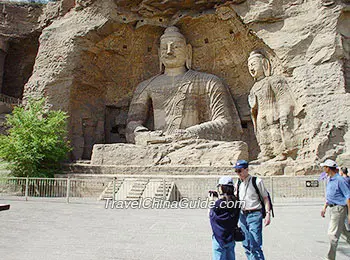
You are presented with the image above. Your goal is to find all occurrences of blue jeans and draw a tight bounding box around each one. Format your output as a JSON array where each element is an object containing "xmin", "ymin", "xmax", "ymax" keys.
[
  {"xmin": 212, "ymin": 235, "xmax": 236, "ymax": 260},
  {"xmin": 239, "ymin": 211, "xmax": 265, "ymax": 260}
]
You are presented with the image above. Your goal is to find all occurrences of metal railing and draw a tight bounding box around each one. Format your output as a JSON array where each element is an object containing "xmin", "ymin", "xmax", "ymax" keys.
[
  {"xmin": 0, "ymin": 175, "xmax": 326, "ymax": 204},
  {"xmin": 0, "ymin": 93, "xmax": 22, "ymax": 106},
  {"xmin": 0, "ymin": 177, "xmax": 112, "ymax": 203}
]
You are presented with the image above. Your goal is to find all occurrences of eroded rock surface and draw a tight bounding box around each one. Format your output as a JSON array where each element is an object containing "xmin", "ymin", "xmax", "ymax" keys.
[
  {"xmin": 91, "ymin": 139, "xmax": 248, "ymax": 167},
  {"xmin": 229, "ymin": 0, "xmax": 350, "ymax": 174},
  {"xmin": 0, "ymin": 2, "xmax": 43, "ymax": 98},
  {"xmin": 0, "ymin": 2, "xmax": 43, "ymax": 131}
]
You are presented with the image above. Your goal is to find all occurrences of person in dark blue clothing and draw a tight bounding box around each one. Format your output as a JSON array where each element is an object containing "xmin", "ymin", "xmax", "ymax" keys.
[{"xmin": 209, "ymin": 176, "xmax": 241, "ymax": 260}]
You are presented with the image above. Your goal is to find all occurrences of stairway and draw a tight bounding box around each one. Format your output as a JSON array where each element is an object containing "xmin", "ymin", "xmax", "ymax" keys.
[
  {"xmin": 99, "ymin": 178, "xmax": 177, "ymax": 202},
  {"xmin": 125, "ymin": 179, "xmax": 149, "ymax": 201},
  {"xmin": 154, "ymin": 181, "xmax": 173, "ymax": 200},
  {"xmin": 99, "ymin": 179, "xmax": 124, "ymax": 200}
]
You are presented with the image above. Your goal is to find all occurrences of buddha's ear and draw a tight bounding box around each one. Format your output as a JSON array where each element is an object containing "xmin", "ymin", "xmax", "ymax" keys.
[
  {"xmin": 186, "ymin": 43, "xmax": 192, "ymax": 70},
  {"xmin": 262, "ymin": 57, "xmax": 271, "ymax": 77},
  {"xmin": 158, "ymin": 47, "xmax": 164, "ymax": 73}
]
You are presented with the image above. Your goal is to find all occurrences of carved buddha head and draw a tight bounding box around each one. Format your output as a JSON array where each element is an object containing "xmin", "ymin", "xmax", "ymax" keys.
[
  {"xmin": 248, "ymin": 50, "xmax": 271, "ymax": 81},
  {"xmin": 159, "ymin": 26, "xmax": 192, "ymax": 72}
]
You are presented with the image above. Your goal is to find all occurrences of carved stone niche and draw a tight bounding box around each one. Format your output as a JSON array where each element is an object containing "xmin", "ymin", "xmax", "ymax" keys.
[
  {"xmin": 91, "ymin": 24, "xmax": 251, "ymax": 166},
  {"xmin": 87, "ymin": 12, "xmax": 267, "ymax": 162},
  {"xmin": 23, "ymin": 2, "xmax": 271, "ymax": 162}
]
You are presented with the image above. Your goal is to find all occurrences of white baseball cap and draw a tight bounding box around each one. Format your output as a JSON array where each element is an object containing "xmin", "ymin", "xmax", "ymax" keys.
[
  {"xmin": 217, "ymin": 176, "xmax": 235, "ymax": 187},
  {"xmin": 320, "ymin": 159, "xmax": 338, "ymax": 168}
]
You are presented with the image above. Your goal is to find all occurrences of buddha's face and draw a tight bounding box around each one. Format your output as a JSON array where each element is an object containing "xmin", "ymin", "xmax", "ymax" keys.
[
  {"xmin": 248, "ymin": 57, "xmax": 264, "ymax": 80},
  {"xmin": 160, "ymin": 36, "xmax": 187, "ymax": 69}
]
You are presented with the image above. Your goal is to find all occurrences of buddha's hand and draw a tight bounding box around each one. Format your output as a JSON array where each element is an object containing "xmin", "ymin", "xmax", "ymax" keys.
[
  {"xmin": 134, "ymin": 126, "xmax": 150, "ymax": 140},
  {"xmin": 280, "ymin": 115, "xmax": 288, "ymax": 127},
  {"xmin": 150, "ymin": 130, "xmax": 164, "ymax": 137},
  {"xmin": 134, "ymin": 126, "xmax": 149, "ymax": 133},
  {"xmin": 172, "ymin": 129, "xmax": 198, "ymax": 141}
]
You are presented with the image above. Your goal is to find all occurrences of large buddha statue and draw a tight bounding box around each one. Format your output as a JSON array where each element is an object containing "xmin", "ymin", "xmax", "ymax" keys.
[
  {"xmin": 248, "ymin": 50, "xmax": 299, "ymax": 162},
  {"xmin": 126, "ymin": 26, "xmax": 242, "ymax": 144}
]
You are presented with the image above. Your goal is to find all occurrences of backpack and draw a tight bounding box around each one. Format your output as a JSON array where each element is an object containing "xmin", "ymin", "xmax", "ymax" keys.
[{"xmin": 237, "ymin": 176, "xmax": 274, "ymax": 219}]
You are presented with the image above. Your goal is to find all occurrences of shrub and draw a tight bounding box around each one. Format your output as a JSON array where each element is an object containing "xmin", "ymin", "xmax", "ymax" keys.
[{"xmin": 0, "ymin": 98, "xmax": 71, "ymax": 177}]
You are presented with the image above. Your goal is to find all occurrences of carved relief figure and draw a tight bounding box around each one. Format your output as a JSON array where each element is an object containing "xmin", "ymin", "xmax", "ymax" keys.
[
  {"xmin": 126, "ymin": 26, "xmax": 242, "ymax": 144},
  {"xmin": 248, "ymin": 50, "xmax": 297, "ymax": 161}
]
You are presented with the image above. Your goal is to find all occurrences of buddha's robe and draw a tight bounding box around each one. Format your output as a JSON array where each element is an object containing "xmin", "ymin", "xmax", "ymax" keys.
[
  {"xmin": 126, "ymin": 70, "xmax": 242, "ymax": 143},
  {"xmin": 248, "ymin": 75, "xmax": 296, "ymax": 158}
]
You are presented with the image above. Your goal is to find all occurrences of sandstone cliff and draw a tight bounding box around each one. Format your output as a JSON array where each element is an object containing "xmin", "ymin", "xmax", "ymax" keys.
[{"xmin": 18, "ymin": 0, "xmax": 350, "ymax": 174}]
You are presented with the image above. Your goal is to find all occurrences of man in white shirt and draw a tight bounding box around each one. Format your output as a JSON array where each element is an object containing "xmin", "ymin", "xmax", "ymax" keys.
[{"xmin": 233, "ymin": 160, "xmax": 271, "ymax": 260}]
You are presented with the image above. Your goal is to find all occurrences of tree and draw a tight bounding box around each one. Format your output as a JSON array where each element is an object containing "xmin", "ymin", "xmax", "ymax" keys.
[{"xmin": 0, "ymin": 98, "xmax": 71, "ymax": 177}]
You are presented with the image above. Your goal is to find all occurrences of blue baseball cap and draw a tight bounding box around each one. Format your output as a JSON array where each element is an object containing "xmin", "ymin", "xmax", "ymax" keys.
[
  {"xmin": 232, "ymin": 159, "xmax": 248, "ymax": 169},
  {"xmin": 217, "ymin": 176, "xmax": 235, "ymax": 187}
]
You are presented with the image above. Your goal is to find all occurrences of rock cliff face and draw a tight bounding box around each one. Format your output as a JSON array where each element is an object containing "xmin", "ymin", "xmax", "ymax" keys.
[
  {"xmin": 0, "ymin": 2, "xmax": 43, "ymax": 135},
  {"xmin": 0, "ymin": 2, "xmax": 43, "ymax": 98},
  {"xmin": 232, "ymin": 0, "xmax": 350, "ymax": 174},
  {"xmin": 15, "ymin": 0, "xmax": 350, "ymax": 174}
]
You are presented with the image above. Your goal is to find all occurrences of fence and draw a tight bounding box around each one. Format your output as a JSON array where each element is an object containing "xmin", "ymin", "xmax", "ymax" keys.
[
  {"xmin": 0, "ymin": 175, "xmax": 326, "ymax": 204},
  {"xmin": 0, "ymin": 93, "xmax": 21, "ymax": 106},
  {"xmin": 0, "ymin": 177, "xmax": 111, "ymax": 203}
]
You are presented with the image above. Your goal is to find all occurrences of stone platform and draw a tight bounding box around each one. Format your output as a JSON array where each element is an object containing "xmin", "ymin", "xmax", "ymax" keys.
[
  {"xmin": 63, "ymin": 163, "xmax": 233, "ymax": 175},
  {"xmin": 91, "ymin": 140, "xmax": 248, "ymax": 167},
  {"xmin": 63, "ymin": 159, "xmax": 320, "ymax": 176}
]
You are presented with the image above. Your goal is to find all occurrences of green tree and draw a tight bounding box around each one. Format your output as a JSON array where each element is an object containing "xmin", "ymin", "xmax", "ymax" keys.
[{"xmin": 0, "ymin": 98, "xmax": 71, "ymax": 177}]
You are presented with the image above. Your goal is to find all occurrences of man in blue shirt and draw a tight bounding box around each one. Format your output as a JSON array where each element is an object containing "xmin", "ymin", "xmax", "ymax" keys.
[{"xmin": 320, "ymin": 159, "xmax": 350, "ymax": 260}]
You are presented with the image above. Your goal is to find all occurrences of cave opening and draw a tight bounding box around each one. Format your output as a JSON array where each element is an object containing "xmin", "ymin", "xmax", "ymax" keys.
[{"xmin": 1, "ymin": 32, "xmax": 40, "ymax": 99}]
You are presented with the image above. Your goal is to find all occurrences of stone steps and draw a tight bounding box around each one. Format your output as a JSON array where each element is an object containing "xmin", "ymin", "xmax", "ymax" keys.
[
  {"xmin": 154, "ymin": 183, "xmax": 173, "ymax": 199},
  {"xmin": 125, "ymin": 179, "xmax": 149, "ymax": 201},
  {"xmin": 99, "ymin": 178, "xmax": 176, "ymax": 201},
  {"xmin": 99, "ymin": 180, "xmax": 124, "ymax": 200}
]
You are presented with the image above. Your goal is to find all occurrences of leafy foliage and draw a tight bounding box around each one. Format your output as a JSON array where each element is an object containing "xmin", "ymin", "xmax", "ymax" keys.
[{"xmin": 0, "ymin": 98, "xmax": 71, "ymax": 177}]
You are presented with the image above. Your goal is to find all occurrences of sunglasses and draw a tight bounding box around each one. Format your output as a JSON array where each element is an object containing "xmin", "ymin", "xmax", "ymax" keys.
[{"xmin": 235, "ymin": 169, "xmax": 243, "ymax": 173}]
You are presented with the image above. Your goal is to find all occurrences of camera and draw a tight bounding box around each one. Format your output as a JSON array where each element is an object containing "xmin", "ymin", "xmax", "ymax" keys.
[{"xmin": 208, "ymin": 190, "xmax": 218, "ymax": 197}]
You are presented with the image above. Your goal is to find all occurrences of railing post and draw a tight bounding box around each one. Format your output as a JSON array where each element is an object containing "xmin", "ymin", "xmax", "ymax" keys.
[
  {"xmin": 113, "ymin": 177, "xmax": 116, "ymax": 202},
  {"xmin": 270, "ymin": 176, "xmax": 274, "ymax": 203},
  {"xmin": 163, "ymin": 178, "xmax": 166, "ymax": 200},
  {"xmin": 25, "ymin": 177, "xmax": 29, "ymax": 201},
  {"xmin": 66, "ymin": 177, "xmax": 70, "ymax": 203}
]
